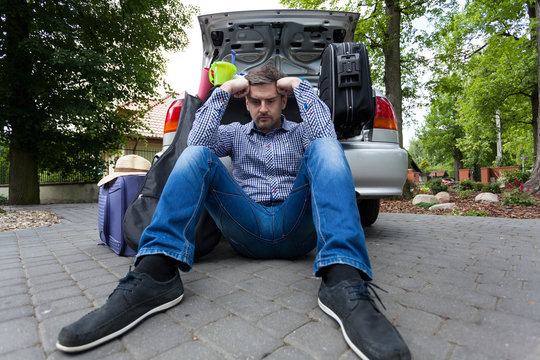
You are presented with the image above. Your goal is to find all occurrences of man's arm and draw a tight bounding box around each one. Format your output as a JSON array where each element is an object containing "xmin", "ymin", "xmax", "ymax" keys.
[
  {"xmin": 278, "ymin": 77, "xmax": 336, "ymax": 140},
  {"xmin": 188, "ymin": 78, "xmax": 250, "ymax": 153}
]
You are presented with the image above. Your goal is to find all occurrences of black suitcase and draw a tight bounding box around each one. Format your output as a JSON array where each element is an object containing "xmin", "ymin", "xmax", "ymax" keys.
[{"xmin": 318, "ymin": 42, "xmax": 375, "ymax": 139}]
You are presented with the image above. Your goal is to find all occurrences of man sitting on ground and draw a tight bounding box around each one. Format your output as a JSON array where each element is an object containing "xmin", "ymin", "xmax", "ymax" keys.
[{"xmin": 57, "ymin": 65, "xmax": 411, "ymax": 360}]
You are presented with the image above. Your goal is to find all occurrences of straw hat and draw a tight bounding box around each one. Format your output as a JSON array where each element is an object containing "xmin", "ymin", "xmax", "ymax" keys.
[{"xmin": 97, "ymin": 154, "xmax": 151, "ymax": 187}]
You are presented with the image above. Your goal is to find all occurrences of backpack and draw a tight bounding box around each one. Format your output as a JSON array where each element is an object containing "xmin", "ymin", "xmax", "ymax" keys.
[{"xmin": 123, "ymin": 94, "xmax": 222, "ymax": 259}]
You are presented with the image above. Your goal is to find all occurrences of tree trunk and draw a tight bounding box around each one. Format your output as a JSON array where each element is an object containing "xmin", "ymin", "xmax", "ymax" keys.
[
  {"xmin": 384, "ymin": 0, "xmax": 403, "ymax": 148},
  {"xmin": 525, "ymin": 0, "xmax": 540, "ymax": 194},
  {"xmin": 453, "ymin": 146, "xmax": 462, "ymax": 182},
  {"xmin": 5, "ymin": 0, "xmax": 41, "ymax": 204},
  {"xmin": 8, "ymin": 146, "xmax": 39, "ymax": 205}
]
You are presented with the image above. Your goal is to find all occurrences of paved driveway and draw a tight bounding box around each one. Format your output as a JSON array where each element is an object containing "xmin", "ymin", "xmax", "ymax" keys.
[{"xmin": 0, "ymin": 203, "xmax": 539, "ymax": 359}]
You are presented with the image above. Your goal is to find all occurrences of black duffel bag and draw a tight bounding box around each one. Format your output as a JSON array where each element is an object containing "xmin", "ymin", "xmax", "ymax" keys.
[{"xmin": 123, "ymin": 93, "xmax": 222, "ymax": 259}]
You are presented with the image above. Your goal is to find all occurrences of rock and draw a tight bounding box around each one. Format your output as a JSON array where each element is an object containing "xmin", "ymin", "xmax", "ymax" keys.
[
  {"xmin": 429, "ymin": 203, "xmax": 457, "ymax": 211},
  {"xmin": 435, "ymin": 191, "xmax": 451, "ymax": 203},
  {"xmin": 475, "ymin": 192, "xmax": 499, "ymax": 204},
  {"xmin": 412, "ymin": 194, "xmax": 439, "ymax": 205}
]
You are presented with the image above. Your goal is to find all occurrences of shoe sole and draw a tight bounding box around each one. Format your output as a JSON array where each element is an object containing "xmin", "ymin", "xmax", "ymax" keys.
[
  {"xmin": 318, "ymin": 297, "xmax": 370, "ymax": 360},
  {"xmin": 56, "ymin": 293, "xmax": 184, "ymax": 353}
]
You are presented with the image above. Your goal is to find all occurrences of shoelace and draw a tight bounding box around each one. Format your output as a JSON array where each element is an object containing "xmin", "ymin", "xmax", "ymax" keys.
[
  {"xmin": 345, "ymin": 282, "xmax": 388, "ymax": 311},
  {"xmin": 113, "ymin": 268, "xmax": 143, "ymax": 294}
]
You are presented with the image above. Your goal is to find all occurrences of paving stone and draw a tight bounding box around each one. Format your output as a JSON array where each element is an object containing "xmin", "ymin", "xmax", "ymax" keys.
[
  {"xmin": 122, "ymin": 313, "xmax": 191, "ymax": 360},
  {"xmin": 437, "ymin": 319, "xmax": 540, "ymax": 359},
  {"xmin": 167, "ymin": 295, "xmax": 228, "ymax": 331},
  {"xmin": 153, "ymin": 341, "xmax": 223, "ymax": 360},
  {"xmin": 399, "ymin": 329, "xmax": 453, "ymax": 360},
  {"xmin": 284, "ymin": 320, "xmax": 347, "ymax": 359},
  {"xmin": 237, "ymin": 276, "xmax": 289, "ymax": 300},
  {"xmin": 35, "ymin": 295, "xmax": 92, "ymax": 321},
  {"xmin": 214, "ymin": 290, "xmax": 281, "ymax": 322},
  {"xmin": 38, "ymin": 308, "xmax": 91, "ymax": 353},
  {"xmin": 264, "ymin": 345, "xmax": 313, "ymax": 360},
  {"xmin": 0, "ymin": 346, "xmax": 45, "ymax": 360},
  {"xmin": 275, "ymin": 290, "xmax": 318, "ymax": 313},
  {"xmin": 0, "ymin": 293, "xmax": 30, "ymax": 311},
  {"xmin": 0, "ymin": 317, "xmax": 39, "ymax": 354},
  {"xmin": 394, "ymin": 308, "xmax": 444, "ymax": 335},
  {"xmin": 186, "ymin": 277, "xmax": 236, "ymax": 300},
  {"xmin": 195, "ymin": 315, "xmax": 282, "ymax": 359},
  {"xmin": 0, "ymin": 305, "xmax": 34, "ymax": 322},
  {"xmin": 1, "ymin": 205, "xmax": 539, "ymax": 360},
  {"xmin": 256, "ymin": 309, "xmax": 310, "ymax": 339},
  {"xmin": 399, "ymin": 292, "xmax": 480, "ymax": 321},
  {"xmin": 32, "ymin": 284, "xmax": 82, "ymax": 304}
]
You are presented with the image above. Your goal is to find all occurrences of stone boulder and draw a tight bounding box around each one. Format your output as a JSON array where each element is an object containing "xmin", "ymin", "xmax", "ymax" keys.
[
  {"xmin": 412, "ymin": 194, "xmax": 439, "ymax": 205},
  {"xmin": 435, "ymin": 191, "xmax": 451, "ymax": 203},
  {"xmin": 475, "ymin": 192, "xmax": 499, "ymax": 204},
  {"xmin": 429, "ymin": 203, "xmax": 457, "ymax": 211}
]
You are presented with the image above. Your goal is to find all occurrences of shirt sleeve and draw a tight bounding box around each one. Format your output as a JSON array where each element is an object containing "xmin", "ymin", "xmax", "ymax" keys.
[
  {"xmin": 293, "ymin": 80, "xmax": 337, "ymax": 140},
  {"xmin": 188, "ymin": 88, "xmax": 231, "ymax": 149}
]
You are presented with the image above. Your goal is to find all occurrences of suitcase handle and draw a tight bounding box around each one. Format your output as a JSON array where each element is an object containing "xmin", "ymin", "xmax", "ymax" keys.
[{"xmin": 337, "ymin": 53, "xmax": 361, "ymax": 88}]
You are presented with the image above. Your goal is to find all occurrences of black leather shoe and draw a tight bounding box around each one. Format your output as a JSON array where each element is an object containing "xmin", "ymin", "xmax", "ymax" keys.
[
  {"xmin": 318, "ymin": 279, "xmax": 411, "ymax": 360},
  {"xmin": 57, "ymin": 268, "xmax": 184, "ymax": 352}
]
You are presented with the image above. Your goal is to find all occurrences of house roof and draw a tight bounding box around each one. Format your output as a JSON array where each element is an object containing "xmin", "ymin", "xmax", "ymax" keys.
[{"xmin": 136, "ymin": 93, "xmax": 177, "ymax": 140}]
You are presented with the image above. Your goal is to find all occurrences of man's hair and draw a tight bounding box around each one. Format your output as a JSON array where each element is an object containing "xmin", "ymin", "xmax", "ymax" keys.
[{"xmin": 244, "ymin": 66, "xmax": 287, "ymax": 85}]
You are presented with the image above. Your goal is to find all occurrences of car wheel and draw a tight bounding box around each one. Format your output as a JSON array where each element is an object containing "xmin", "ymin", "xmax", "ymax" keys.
[{"xmin": 356, "ymin": 194, "xmax": 380, "ymax": 227}]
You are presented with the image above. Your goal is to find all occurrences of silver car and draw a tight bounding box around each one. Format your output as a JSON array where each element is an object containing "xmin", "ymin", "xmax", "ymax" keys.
[{"xmin": 159, "ymin": 9, "xmax": 408, "ymax": 226}]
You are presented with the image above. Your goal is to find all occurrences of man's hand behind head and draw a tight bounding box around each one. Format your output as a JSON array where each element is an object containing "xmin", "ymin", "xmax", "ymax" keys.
[
  {"xmin": 276, "ymin": 77, "xmax": 302, "ymax": 96},
  {"xmin": 221, "ymin": 77, "xmax": 249, "ymax": 98}
]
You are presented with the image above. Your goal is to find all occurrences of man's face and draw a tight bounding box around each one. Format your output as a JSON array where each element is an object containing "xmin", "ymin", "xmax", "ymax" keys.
[{"xmin": 246, "ymin": 83, "xmax": 287, "ymax": 133}]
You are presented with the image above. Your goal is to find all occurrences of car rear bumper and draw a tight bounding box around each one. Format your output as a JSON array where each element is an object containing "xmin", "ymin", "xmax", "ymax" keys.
[{"xmin": 341, "ymin": 140, "xmax": 408, "ymax": 198}]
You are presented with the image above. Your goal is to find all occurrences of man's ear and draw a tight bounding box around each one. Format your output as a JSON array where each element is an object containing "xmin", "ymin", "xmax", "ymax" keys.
[{"xmin": 281, "ymin": 95, "xmax": 287, "ymax": 110}]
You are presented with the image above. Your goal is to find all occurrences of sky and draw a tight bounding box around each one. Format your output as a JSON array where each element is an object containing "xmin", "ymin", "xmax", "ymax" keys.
[{"xmin": 164, "ymin": 0, "xmax": 417, "ymax": 149}]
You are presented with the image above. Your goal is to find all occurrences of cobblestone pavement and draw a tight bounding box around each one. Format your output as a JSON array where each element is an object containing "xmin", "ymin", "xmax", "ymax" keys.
[{"xmin": 1, "ymin": 203, "xmax": 539, "ymax": 360}]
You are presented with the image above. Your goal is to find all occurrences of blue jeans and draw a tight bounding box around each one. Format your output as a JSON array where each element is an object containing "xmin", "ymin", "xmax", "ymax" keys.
[{"xmin": 137, "ymin": 138, "xmax": 372, "ymax": 278}]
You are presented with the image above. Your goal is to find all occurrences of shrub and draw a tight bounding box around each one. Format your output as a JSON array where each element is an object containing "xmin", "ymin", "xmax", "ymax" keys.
[
  {"xmin": 414, "ymin": 202, "xmax": 438, "ymax": 209},
  {"xmin": 503, "ymin": 169, "xmax": 530, "ymax": 186},
  {"xmin": 457, "ymin": 179, "xmax": 483, "ymax": 192},
  {"xmin": 458, "ymin": 190, "xmax": 474, "ymax": 199},
  {"xmin": 0, "ymin": 195, "xmax": 7, "ymax": 205},
  {"xmin": 426, "ymin": 178, "xmax": 448, "ymax": 195},
  {"xmin": 402, "ymin": 179, "xmax": 415, "ymax": 200},
  {"xmin": 481, "ymin": 183, "xmax": 501, "ymax": 194},
  {"xmin": 502, "ymin": 181, "xmax": 537, "ymax": 206}
]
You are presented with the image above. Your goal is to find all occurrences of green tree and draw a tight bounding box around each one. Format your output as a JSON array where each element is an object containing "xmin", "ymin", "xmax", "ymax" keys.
[
  {"xmin": 429, "ymin": 0, "xmax": 538, "ymax": 191},
  {"xmin": 280, "ymin": 0, "xmax": 454, "ymax": 148},
  {"xmin": 526, "ymin": 0, "xmax": 540, "ymax": 193},
  {"xmin": 0, "ymin": 0, "xmax": 197, "ymax": 204}
]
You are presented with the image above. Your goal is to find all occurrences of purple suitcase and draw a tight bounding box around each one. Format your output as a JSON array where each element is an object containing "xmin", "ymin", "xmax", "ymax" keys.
[{"xmin": 98, "ymin": 175, "xmax": 145, "ymax": 256}]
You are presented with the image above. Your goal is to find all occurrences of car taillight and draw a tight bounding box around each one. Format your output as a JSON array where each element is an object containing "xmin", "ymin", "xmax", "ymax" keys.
[
  {"xmin": 373, "ymin": 96, "xmax": 398, "ymax": 131},
  {"xmin": 163, "ymin": 93, "xmax": 185, "ymax": 134}
]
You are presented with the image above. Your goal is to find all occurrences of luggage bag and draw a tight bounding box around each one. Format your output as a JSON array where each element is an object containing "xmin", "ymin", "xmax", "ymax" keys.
[
  {"xmin": 318, "ymin": 42, "xmax": 375, "ymax": 139},
  {"xmin": 98, "ymin": 175, "xmax": 145, "ymax": 256}
]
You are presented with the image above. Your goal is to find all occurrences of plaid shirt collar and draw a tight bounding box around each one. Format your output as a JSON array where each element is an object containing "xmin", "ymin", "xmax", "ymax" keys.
[{"xmin": 248, "ymin": 115, "xmax": 291, "ymax": 135}]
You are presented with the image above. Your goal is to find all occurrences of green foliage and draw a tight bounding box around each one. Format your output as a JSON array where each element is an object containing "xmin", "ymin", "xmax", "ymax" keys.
[
  {"xmin": 0, "ymin": 0, "xmax": 198, "ymax": 201},
  {"xmin": 456, "ymin": 180, "xmax": 483, "ymax": 192},
  {"xmin": 503, "ymin": 169, "xmax": 531, "ymax": 186},
  {"xmin": 481, "ymin": 183, "xmax": 502, "ymax": 194},
  {"xmin": 426, "ymin": 178, "xmax": 448, "ymax": 194},
  {"xmin": 419, "ymin": 159, "xmax": 430, "ymax": 172},
  {"xmin": 502, "ymin": 190, "xmax": 537, "ymax": 206},
  {"xmin": 0, "ymin": 195, "xmax": 7, "ymax": 205},
  {"xmin": 402, "ymin": 179, "xmax": 416, "ymax": 200},
  {"xmin": 414, "ymin": 202, "xmax": 438, "ymax": 209},
  {"xmin": 447, "ymin": 209, "xmax": 488, "ymax": 217},
  {"xmin": 458, "ymin": 190, "xmax": 474, "ymax": 199}
]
